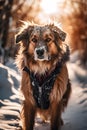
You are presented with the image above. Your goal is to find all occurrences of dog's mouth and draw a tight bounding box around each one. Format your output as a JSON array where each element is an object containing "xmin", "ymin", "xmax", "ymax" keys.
[{"xmin": 34, "ymin": 55, "xmax": 51, "ymax": 61}]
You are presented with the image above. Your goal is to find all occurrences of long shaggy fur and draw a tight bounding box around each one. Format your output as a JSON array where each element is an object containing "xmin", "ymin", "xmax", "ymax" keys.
[{"xmin": 16, "ymin": 22, "xmax": 71, "ymax": 130}]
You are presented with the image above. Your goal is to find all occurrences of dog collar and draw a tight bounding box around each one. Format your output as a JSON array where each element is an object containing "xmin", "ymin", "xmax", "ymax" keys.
[{"xmin": 23, "ymin": 44, "xmax": 70, "ymax": 109}]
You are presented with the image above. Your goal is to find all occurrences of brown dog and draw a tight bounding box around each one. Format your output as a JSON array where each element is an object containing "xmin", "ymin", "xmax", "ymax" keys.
[{"xmin": 16, "ymin": 22, "xmax": 71, "ymax": 130}]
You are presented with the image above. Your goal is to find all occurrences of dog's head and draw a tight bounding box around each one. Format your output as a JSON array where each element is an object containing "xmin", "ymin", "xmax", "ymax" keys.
[{"xmin": 16, "ymin": 23, "xmax": 67, "ymax": 73}]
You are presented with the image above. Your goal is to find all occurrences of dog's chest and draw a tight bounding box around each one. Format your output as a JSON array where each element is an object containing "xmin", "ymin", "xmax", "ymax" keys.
[{"xmin": 23, "ymin": 64, "xmax": 61, "ymax": 110}]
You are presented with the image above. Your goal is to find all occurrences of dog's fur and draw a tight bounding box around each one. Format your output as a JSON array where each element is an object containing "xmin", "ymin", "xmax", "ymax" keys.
[{"xmin": 16, "ymin": 22, "xmax": 71, "ymax": 130}]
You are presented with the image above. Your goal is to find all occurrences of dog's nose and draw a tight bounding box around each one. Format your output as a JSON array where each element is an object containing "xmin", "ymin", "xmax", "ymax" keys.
[{"xmin": 36, "ymin": 48, "xmax": 44, "ymax": 57}]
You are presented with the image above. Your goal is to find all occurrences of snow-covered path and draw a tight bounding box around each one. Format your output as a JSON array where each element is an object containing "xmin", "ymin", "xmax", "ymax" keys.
[{"xmin": 0, "ymin": 60, "xmax": 87, "ymax": 130}]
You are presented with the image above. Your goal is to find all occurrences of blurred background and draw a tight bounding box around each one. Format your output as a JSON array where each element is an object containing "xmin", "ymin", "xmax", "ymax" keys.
[
  {"xmin": 0, "ymin": 0, "xmax": 87, "ymax": 130},
  {"xmin": 0, "ymin": 0, "xmax": 87, "ymax": 65}
]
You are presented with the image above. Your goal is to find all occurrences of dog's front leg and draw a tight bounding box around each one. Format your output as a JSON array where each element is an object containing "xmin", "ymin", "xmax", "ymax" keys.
[
  {"xmin": 21, "ymin": 101, "xmax": 36, "ymax": 130},
  {"xmin": 50, "ymin": 101, "xmax": 62, "ymax": 130}
]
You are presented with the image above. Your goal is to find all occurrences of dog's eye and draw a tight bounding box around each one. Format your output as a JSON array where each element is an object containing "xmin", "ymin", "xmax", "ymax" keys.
[
  {"xmin": 32, "ymin": 38, "xmax": 37, "ymax": 43},
  {"xmin": 45, "ymin": 38, "xmax": 51, "ymax": 43}
]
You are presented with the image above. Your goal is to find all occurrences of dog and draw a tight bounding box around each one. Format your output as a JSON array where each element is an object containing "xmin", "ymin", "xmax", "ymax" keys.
[{"xmin": 16, "ymin": 22, "xmax": 71, "ymax": 130}]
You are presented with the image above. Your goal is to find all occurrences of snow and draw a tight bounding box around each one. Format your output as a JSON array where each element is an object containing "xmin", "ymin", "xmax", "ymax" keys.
[{"xmin": 0, "ymin": 52, "xmax": 87, "ymax": 130}]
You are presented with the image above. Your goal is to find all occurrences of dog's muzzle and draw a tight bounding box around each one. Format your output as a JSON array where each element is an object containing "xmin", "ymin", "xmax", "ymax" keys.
[{"xmin": 34, "ymin": 46, "xmax": 50, "ymax": 61}]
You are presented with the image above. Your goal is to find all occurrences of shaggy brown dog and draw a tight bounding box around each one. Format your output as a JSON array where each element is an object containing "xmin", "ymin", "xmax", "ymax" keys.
[{"xmin": 16, "ymin": 22, "xmax": 71, "ymax": 130}]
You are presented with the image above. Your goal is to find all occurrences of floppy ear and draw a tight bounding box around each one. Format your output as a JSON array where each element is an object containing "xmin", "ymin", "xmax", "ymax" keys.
[
  {"xmin": 51, "ymin": 25, "xmax": 66, "ymax": 41},
  {"xmin": 58, "ymin": 29, "xmax": 66, "ymax": 41},
  {"xmin": 16, "ymin": 29, "xmax": 28, "ymax": 43},
  {"xmin": 16, "ymin": 26, "xmax": 33, "ymax": 43}
]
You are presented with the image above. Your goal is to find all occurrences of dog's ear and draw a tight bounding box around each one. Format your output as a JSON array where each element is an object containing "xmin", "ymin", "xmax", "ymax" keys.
[
  {"xmin": 16, "ymin": 29, "xmax": 28, "ymax": 43},
  {"xmin": 51, "ymin": 25, "xmax": 66, "ymax": 41},
  {"xmin": 16, "ymin": 26, "xmax": 33, "ymax": 43},
  {"xmin": 58, "ymin": 29, "xmax": 66, "ymax": 41}
]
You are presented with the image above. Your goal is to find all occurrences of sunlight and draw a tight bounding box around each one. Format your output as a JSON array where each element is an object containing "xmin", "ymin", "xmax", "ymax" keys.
[{"xmin": 41, "ymin": 0, "xmax": 64, "ymax": 14}]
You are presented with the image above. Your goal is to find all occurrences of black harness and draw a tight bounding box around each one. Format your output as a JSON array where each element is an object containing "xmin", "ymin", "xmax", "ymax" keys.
[{"xmin": 23, "ymin": 45, "xmax": 70, "ymax": 110}]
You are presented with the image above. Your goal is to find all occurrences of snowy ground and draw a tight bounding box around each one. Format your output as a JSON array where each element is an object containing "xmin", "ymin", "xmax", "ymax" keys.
[{"xmin": 0, "ymin": 53, "xmax": 87, "ymax": 130}]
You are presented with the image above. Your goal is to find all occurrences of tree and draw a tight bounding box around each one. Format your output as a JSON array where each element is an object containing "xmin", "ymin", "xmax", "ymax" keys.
[
  {"xmin": 63, "ymin": 0, "xmax": 87, "ymax": 65},
  {"xmin": 0, "ymin": 0, "xmax": 13, "ymax": 63},
  {"xmin": 0, "ymin": 0, "xmax": 41, "ymax": 64}
]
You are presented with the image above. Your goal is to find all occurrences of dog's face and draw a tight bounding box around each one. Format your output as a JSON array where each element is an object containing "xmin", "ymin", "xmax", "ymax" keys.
[
  {"xmin": 29, "ymin": 26, "xmax": 60, "ymax": 62},
  {"xmin": 16, "ymin": 24, "xmax": 66, "ymax": 61},
  {"xmin": 16, "ymin": 23, "xmax": 66, "ymax": 73}
]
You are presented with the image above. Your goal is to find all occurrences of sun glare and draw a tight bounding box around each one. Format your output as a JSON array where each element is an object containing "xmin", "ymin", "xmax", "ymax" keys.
[{"xmin": 41, "ymin": 0, "xmax": 63, "ymax": 14}]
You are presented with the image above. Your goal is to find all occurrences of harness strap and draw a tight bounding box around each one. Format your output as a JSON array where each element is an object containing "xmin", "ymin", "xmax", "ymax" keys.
[{"xmin": 23, "ymin": 66, "xmax": 30, "ymax": 74}]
